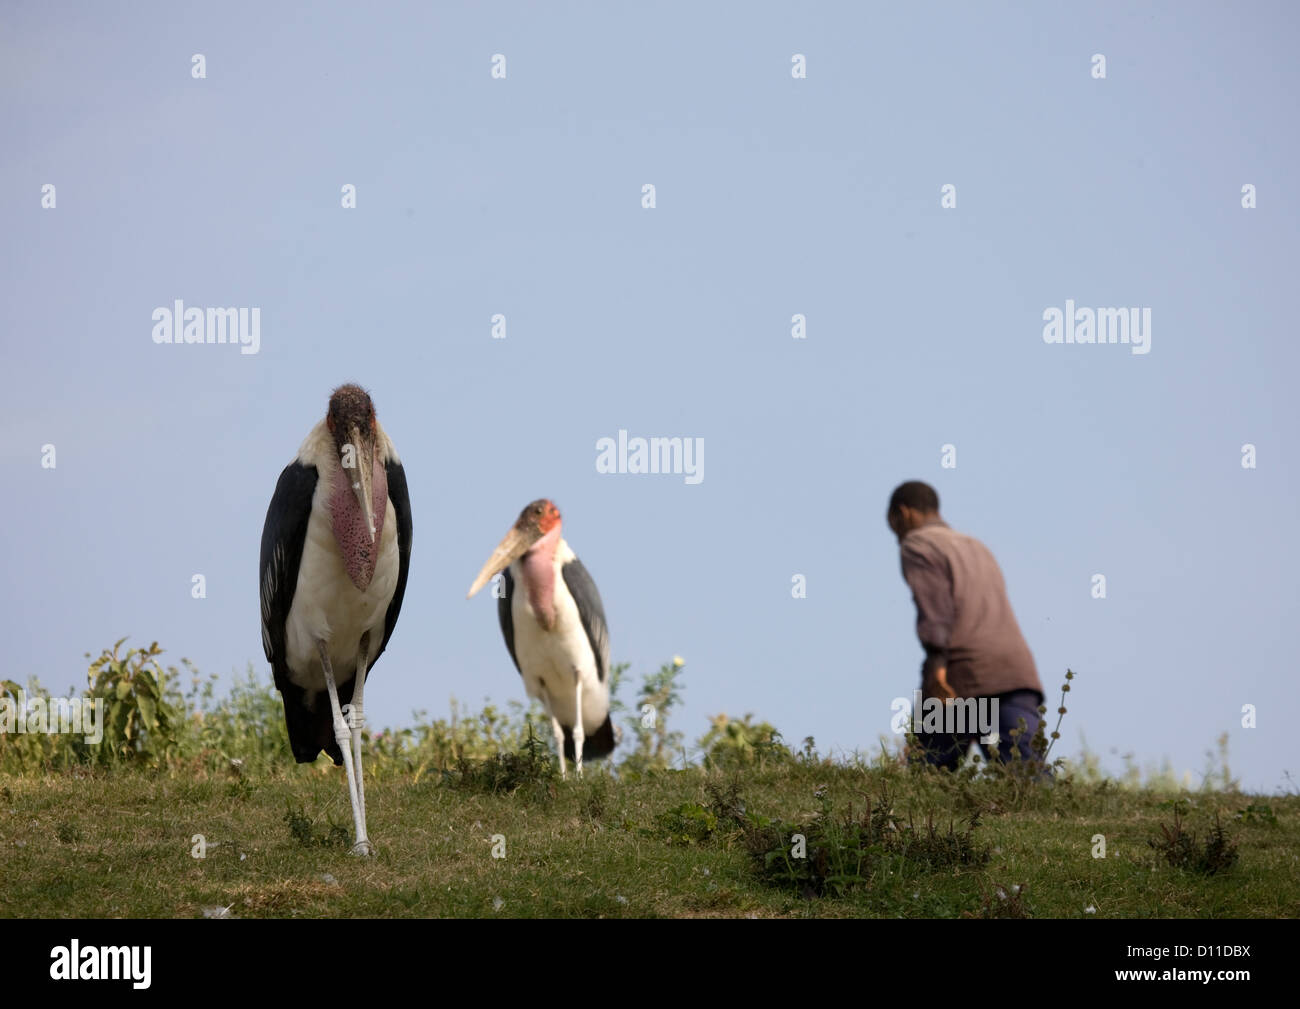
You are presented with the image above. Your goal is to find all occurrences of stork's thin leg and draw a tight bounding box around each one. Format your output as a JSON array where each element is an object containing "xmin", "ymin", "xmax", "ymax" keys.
[
  {"xmin": 540, "ymin": 686, "xmax": 566, "ymax": 780},
  {"xmin": 572, "ymin": 676, "xmax": 585, "ymax": 780},
  {"xmin": 552, "ymin": 715, "xmax": 567, "ymax": 781},
  {"xmin": 318, "ymin": 641, "xmax": 371, "ymax": 856},
  {"xmin": 349, "ymin": 634, "xmax": 370, "ymax": 829}
]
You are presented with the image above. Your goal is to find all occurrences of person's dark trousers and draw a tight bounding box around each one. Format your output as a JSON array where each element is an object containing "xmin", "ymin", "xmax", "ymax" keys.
[{"xmin": 910, "ymin": 689, "xmax": 1049, "ymax": 774}]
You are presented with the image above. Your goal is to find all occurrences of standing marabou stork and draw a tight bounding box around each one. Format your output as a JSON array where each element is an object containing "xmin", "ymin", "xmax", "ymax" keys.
[
  {"xmin": 259, "ymin": 384, "xmax": 412, "ymax": 855},
  {"xmin": 467, "ymin": 500, "xmax": 616, "ymax": 778}
]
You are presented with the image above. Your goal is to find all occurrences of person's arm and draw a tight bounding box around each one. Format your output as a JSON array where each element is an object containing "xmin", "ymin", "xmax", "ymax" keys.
[{"xmin": 901, "ymin": 543, "xmax": 956, "ymax": 699}]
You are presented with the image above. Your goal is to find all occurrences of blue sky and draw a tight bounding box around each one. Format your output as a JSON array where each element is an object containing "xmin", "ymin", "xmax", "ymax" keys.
[{"xmin": 2, "ymin": 1, "xmax": 1296, "ymax": 791}]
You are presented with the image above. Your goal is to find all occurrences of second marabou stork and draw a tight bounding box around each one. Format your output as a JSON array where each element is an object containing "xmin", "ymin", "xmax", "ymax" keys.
[
  {"xmin": 259, "ymin": 384, "xmax": 412, "ymax": 855},
  {"xmin": 467, "ymin": 500, "xmax": 616, "ymax": 778}
]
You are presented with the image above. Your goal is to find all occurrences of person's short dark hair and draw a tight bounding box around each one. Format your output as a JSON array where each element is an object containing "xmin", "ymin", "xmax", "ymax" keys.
[{"xmin": 888, "ymin": 481, "xmax": 939, "ymax": 516}]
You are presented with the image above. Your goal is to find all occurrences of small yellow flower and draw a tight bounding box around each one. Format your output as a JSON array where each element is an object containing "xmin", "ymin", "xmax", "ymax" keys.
[{"xmin": 672, "ymin": 655, "xmax": 685, "ymax": 668}]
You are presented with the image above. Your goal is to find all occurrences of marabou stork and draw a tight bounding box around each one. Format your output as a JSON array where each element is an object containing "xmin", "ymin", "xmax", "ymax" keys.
[
  {"xmin": 259, "ymin": 384, "xmax": 412, "ymax": 855},
  {"xmin": 467, "ymin": 500, "xmax": 616, "ymax": 778}
]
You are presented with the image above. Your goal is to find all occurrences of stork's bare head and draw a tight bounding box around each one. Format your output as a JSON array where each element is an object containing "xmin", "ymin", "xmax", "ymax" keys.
[
  {"xmin": 467, "ymin": 499, "xmax": 561, "ymax": 598},
  {"xmin": 326, "ymin": 384, "xmax": 379, "ymax": 542}
]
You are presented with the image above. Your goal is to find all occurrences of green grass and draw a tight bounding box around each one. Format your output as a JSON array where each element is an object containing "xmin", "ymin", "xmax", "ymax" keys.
[
  {"xmin": 4, "ymin": 650, "xmax": 1295, "ymax": 917},
  {"xmin": 2, "ymin": 758, "xmax": 1296, "ymax": 918}
]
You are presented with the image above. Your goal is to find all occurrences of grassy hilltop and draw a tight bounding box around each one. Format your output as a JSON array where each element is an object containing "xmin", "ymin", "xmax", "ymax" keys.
[{"xmin": 1, "ymin": 642, "xmax": 1296, "ymax": 919}]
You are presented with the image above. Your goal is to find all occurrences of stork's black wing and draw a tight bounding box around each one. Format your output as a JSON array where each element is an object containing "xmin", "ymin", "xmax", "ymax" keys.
[
  {"xmin": 562, "ymin": 557, "xmax": 610, "ymax": 683},
  {"xmin": 497, "ymin": 567, "xmax": 522, "ymax": 674},
  {"xmin": 372, "ymin": 457, "xmax": 413, "ymax": 666},
  {"xmin": 259, "ymin": 461, "xmax": 318, "ymax": 691}
]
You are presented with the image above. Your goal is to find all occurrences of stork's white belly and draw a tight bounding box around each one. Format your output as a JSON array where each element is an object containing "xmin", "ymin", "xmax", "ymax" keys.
[
  {"xmin": 285, "ymin": 494, "xmax": 399, "ymax": 692},
  {"xmin": 510, "ymin": 575, "xmax": 607, "ymax": 732}
]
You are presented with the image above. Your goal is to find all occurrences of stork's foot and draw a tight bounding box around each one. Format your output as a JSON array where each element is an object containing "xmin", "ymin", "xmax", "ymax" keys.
[{"xmin": 349, "ymin": 840, "xmax": 374, "ymax": 857}]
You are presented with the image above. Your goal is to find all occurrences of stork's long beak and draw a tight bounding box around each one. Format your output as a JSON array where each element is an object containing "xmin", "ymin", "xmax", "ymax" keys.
[
  {"xmin": 346, "ymin": 426, "xmax": 377, "ymax": 543},
  {"xmin": 467, "ymin": 526, "xmax": 537, "ymax": 598}
]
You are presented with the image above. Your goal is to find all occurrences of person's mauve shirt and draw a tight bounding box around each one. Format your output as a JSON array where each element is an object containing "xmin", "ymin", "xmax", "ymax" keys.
[{"xmin": 899, "ymin": 518, "xmax": 1044, "ymax": 702}]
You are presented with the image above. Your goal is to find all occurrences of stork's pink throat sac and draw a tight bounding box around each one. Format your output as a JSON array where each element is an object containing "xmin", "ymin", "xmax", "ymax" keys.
[
  {"xmin": 520, "ymin": 523, "xmax": 562, "ymax": 630},
  {"xmin": 330, "ymin": 458, "xmax": 388, "ymax": 590}
]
